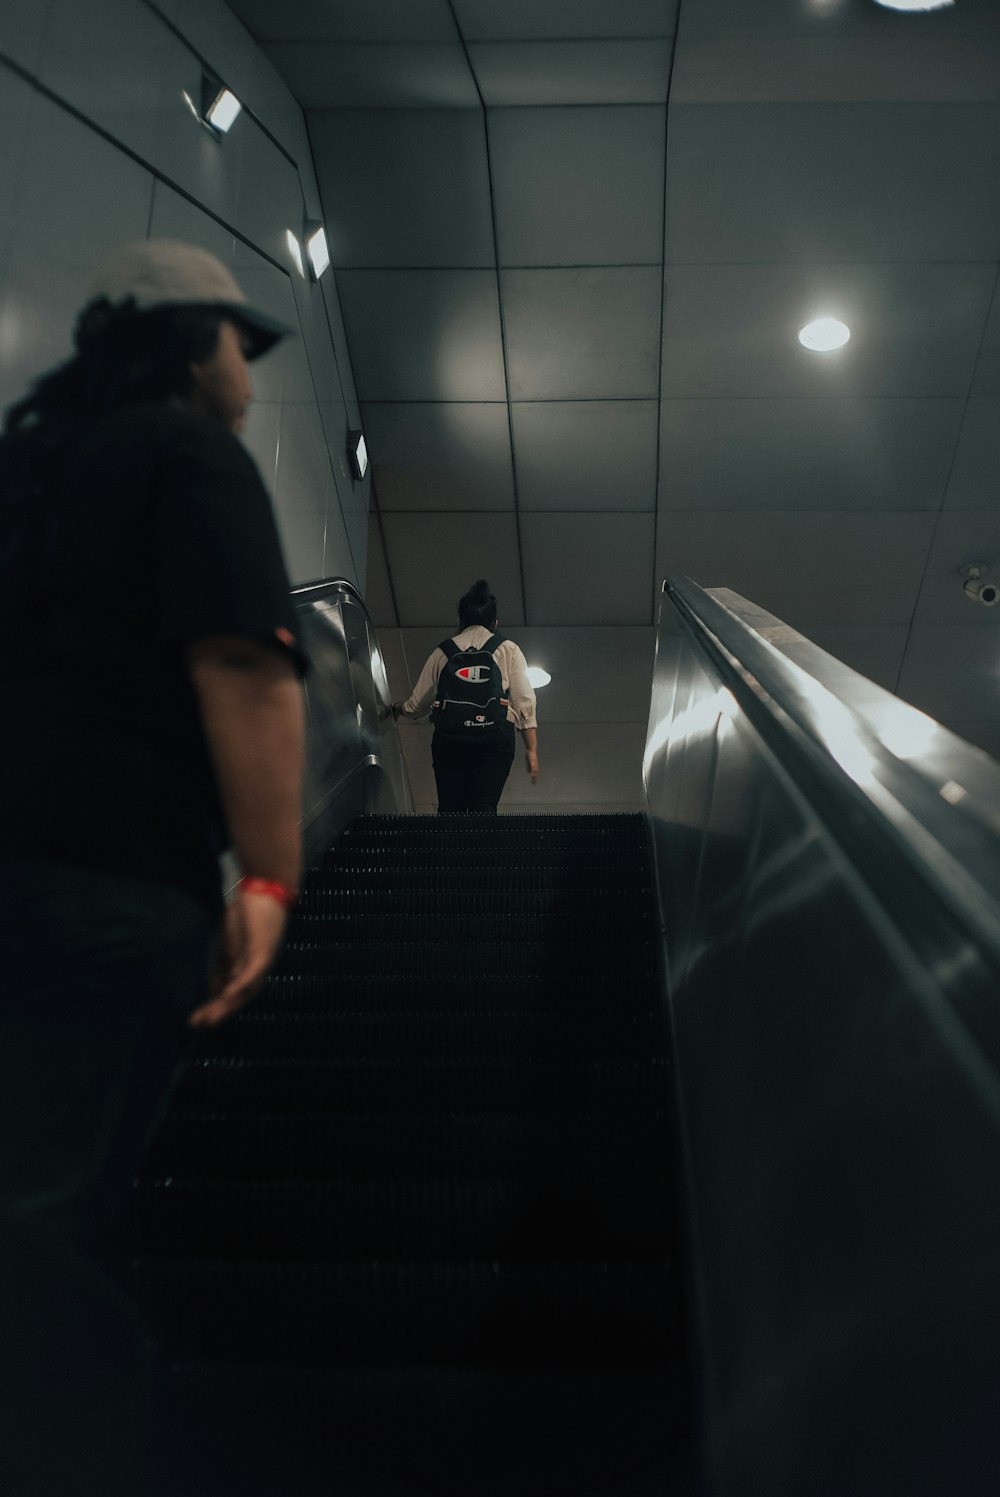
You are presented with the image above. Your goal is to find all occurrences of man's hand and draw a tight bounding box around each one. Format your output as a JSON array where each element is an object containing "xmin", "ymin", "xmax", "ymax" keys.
[{"xmin": 188, "ymin": 888, "xmax": 289, "ymax": 1029}]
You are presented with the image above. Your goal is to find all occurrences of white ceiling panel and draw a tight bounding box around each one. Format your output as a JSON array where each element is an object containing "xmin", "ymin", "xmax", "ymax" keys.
[
  {"xmin": 363, "ymin": 401, "xmax": 514, "ymax": 511},
  {"xmin": 662, "ymin": 263, "xmax": 996, "ymax": 399},
  {"xmin": 911, "ymin": 511, "xmax": 1000, "ymax": 628},
  {"xmin": 512, "ymin": 400, "xmax": 658, "ymax": 511},
  {"xmin": 311, "ymin": 110, "xmax": 494, "ymax": 267},
  {"xmin": 671, "ymin": 35, "xmax": 1000, "ymax": 105},
  {"xmin": 793, "ymin": 624, "xmax": 908, "ymax": 695},
  {"xmin": 679, "ymin": 0, "xmax": 1000, "ymax": 30},
  {"xmin": 227, "ymin": 0, "xmax": 457, "ymax": 42},
  {"xmin": 381, "ymin": 512, "xmax": 525, "ymax": 625},
  {"xmin": 655, "ymin": 511, "xmax": 936, "ymax": 627},
  {"xmin": 971, "ymin": 278, "xmax": 1000, "ymax": 398},
  {"xmin": 511, "ymin": 627, "xmax": 655, "ymax": 723},
  {"xmin": 945, "ymin": 400, "xmax": 1000, "ymax": 511},
  {"xmin": 504, "ymin": 267, "xmax": 661, "ymax": 400},
  {"xmin": 521, "ymin": 512, "xmax": 655, "ymax": 625},
  {"xmin": 665, "ymin": 105, "xmax": 1000, "ymax": 264},
  {"xmin": 489, "ymin": 106, "xmax": 665, "ymax": 267},
  {"xmin": 338, "ymin": 270, "xmax": 506, "ymax": 401},
  {"xmin": 659, "ymin": 398, "xmax": 963, "ymax": 512},
  {"xmin": 263, "ymin": 42, "xmax": 478, "ymax": 108},
  {"xmin": 469, "ymin": 41, "xmax": 672, "ymax": 107},
  {"xmin": 896, "ymin": 625, "xmax": 1000, "ymax": 727},
  {"xmin": 453, "ymin": 0, "xmax": 678, "ymax": 42}
]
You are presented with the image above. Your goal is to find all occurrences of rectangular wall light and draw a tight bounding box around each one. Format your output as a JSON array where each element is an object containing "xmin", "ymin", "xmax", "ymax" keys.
[
  {"xmin": 201, "ymin": 74, "xmax": 241, "ymax": 133},
  {"xmin": 305, "ymin": 221, "xmax": 331, "ymax": 280},
  {"xmin": 348, "ymin": 430, "xmax": 368, "ymax": 481}
]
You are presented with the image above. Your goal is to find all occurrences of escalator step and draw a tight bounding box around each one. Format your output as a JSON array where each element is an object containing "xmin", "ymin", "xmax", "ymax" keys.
[
  {"xmin": 145, "ymin": 1109, "xmax": 672, "ymax": 1186},
  {"xmin": 278, "ymin": 938, "xmax": 658, "ymax": 979},
  {"xmin": 132, "ymin": 1255, "xmax": 677, "ymax": 1367},
  {"xmin": 259, "ymin": 971, "xmax": 659, "ymax": 1013},
  {"xmin": 172, "ymin": 1055, "xmax": 669, "ymax": 1117},
  {"xmin": 196, "ymin": 1008, "xmax": 664, "ymax": 1062},
  {"xmin": 131, "ymin": 1177, "xmax": 671, "ymax": 1261}
]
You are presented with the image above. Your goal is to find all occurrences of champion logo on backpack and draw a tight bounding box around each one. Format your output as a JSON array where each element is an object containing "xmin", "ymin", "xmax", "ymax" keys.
[{"xmin": 432, "ymin": 633, "xmax": 509, "ymax": 743}]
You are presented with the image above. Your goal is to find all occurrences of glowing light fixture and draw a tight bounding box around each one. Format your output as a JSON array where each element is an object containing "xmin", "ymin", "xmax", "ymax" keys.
[
  {"xmin": 196, "ymin": 73, "xmax": 242, "ymax": 134},
  {"xmin": 799, "ymin": 317, "xmax": 851, "ymax": 352},
  {"xmin": 872, "ymin": 0, "xmax": 954, "ymax": 11},
  {"xmin": 305, "ymin": 221, "xmax": 331, "ymax": 280},
  {"xmin": 526, "ymin": 666, "xmax": 551, "ymax": 689},
  {"xmin": 286, "ymin": 230, "xmax": 305, "ymax": 277},
  {"xmin": 347, "ymin": 430, "xmax": 368, "ymax": 481}
]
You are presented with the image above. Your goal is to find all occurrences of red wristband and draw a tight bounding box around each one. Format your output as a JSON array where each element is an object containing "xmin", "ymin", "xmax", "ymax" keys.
[{"xmin": 239, "ymin": 876, "xmax": 298, "ymax": 909}]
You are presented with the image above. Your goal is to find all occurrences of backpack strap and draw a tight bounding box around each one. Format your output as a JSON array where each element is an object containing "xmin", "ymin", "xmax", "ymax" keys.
[
  {"xmin": 482, "ymin": 633, "xmax": 506, "ymax": 654},
  {"xmin": 438, "ymin": 638, "xmax": 460, "ymax": 659}
]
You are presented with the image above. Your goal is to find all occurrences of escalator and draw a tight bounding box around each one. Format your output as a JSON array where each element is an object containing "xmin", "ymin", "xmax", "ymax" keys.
[
  {"xmin": 123, "ymin": 574, "xmax": 1000, "ymax": 1496},
  {"xmin": 129, "ymin": 813, "xmax": 695, "ymax": 1496}
]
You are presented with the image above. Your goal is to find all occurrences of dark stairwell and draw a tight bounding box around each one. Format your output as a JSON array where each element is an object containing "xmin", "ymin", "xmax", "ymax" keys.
[{"xmin": 128, "ymin": 812, "xmax": 697, "ymax": 1496}]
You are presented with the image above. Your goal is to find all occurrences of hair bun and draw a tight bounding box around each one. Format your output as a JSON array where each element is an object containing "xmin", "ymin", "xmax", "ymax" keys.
[{"xmin": 471, "ymin": 578, "xmax": 490, "ymax": 598}]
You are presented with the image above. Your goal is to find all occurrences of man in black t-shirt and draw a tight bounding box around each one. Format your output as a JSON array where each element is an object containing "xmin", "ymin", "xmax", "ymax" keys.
[{"xmin": 0, "ymin": 240, "xmax": 308, "ymax": 1495}]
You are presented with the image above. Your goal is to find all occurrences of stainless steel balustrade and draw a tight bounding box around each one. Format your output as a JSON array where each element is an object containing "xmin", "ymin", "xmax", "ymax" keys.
[
  {"xmin": 645, "ymin": 575, "xmax": 1000, "ymax": 1497},
  {"xmin": 292, "ymin": 577, "xmax": 412, "ymax": 861}
]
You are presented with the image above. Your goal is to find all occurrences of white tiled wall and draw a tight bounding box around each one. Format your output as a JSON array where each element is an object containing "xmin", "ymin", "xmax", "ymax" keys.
[{"xmin": 0, "ymin": 0, "xmax": 368, "ymax": 588}]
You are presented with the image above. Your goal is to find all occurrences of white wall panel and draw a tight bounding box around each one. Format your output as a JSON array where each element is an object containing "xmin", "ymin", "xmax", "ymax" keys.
[
  {"xmin": 365, "ymin": 516, "xmax": 397, "ymax": 627},
  {"xmin": 242, "ymin": 399, "xmax": 281, "ymax": 494},
  {"xmin": 0, "ymin": 71, "xmax": 37, "ymax": 272},
  {"xmin": 0, "ymin": 0, "xmax": 51, "ymax": 73},
  {"xmin": 0, "ymin": 107, "xmax": 153, "ymax": 414}
]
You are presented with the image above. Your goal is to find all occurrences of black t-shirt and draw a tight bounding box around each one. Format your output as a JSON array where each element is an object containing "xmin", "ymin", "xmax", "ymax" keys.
[{"xmin": 0, "ymin": 402, "xmax": 307, "ymax": 911}]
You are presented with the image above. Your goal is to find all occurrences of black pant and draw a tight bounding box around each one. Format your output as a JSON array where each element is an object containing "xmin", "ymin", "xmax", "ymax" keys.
[
  {"xmin": 0, "ymin": 858, "xmax": 217, "ymax": 1496},
  {"xmin": 432, "ymin": 724, "xmax": 516, "ymax": 813}
]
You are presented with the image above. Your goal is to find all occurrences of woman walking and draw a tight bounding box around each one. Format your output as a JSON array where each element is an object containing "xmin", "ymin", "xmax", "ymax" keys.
[{"xmin": 395, "ymin": 579, "xmax": 538, "ymax": 813}]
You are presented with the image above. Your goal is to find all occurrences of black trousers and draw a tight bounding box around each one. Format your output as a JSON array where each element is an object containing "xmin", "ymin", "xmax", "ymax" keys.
[
  {"xmin": 432, "ymin": 724, "xmax": 516, "ymax": 813},
  {"xmin": 0, "ymin": 858, "xmax": 217, "ymax": 1496}
]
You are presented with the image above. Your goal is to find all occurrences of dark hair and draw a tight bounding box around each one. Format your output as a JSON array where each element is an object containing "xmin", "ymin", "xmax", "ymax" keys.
[
  {"xmin": 458, "ymin": 578, "xmax": 498, "ymax": 630},
  {"xmin": 3, "ymin": 299, "xmax": 226, "ymax": 436}
]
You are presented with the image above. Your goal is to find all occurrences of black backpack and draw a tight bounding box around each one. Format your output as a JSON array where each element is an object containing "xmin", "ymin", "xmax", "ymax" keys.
[{"xmin": 431, "ymin": 633, "xmax": 509, "ymax": 742}]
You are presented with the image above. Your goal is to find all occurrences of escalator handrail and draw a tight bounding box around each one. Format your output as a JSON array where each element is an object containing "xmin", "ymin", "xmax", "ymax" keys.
[{"xmin": 660, "ymin": 574, "xmax": 1000, "ymax": 966}]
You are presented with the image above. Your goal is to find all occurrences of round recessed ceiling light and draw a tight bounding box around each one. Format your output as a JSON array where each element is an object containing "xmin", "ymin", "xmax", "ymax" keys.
[
  {"xmin": 871, "ymin": 0, "xmax": 955, "ymax": 11},
  {"xmin": 799, "ymin": 317, "xmax": 851, "ymax": 352},
  {"xmin": 526, "ymin": 666, "xmax": 551, "ymax": 689}
]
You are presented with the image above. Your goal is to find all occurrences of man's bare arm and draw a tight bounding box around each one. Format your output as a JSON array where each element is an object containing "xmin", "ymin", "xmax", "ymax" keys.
[{"xmin": 185, "ymin": 636, "xmax": 305, "ymax": 1026}]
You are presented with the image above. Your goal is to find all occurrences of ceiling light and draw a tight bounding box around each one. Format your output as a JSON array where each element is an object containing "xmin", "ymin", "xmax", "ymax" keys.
[
  {"xmin": 347, "ymin": 430, "xmax": 368, "ymax": 481},
  {"xmin": 286, "ymin": 230, "xmax": 305, "ymax": 277},
  {"xmin": 871, "ymin": 0, "xmax": 954, "ymax": 11},
  {"xmin": 305, "ymin": 221, "xmax": 331, "ymax": 280},
  {"xmin": 200, "ymin": 74, "xmax": 242, "ymax": 134},
  {"xmin": 798, "ymin": 317, "xmax": 851, "ymax": 352},
  {"xmin": 526, "ymin": 667, "xmax": 551, "ymax": 689}
]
